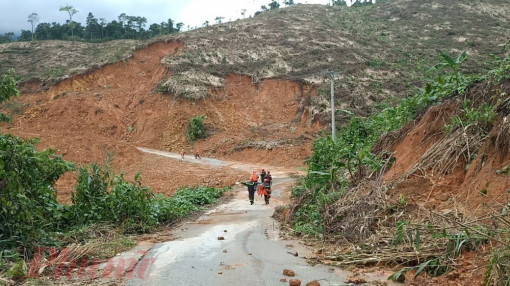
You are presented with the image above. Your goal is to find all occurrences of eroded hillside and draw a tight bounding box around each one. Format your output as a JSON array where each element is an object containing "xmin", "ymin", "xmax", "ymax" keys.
[
  {"xmin": 1, "ymin": 40, "xmax": 319, "ymax": 202},
  {"xmin": 2, "ymin": 1, "xmax": 509, "ymax": 124},
  {"xmin": 161, "ymin": 0, "xmax": 510, "ymax": 118}
]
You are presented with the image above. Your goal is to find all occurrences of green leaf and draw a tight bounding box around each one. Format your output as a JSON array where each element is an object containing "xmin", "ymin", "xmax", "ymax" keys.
[
  {"xmin": 440, "ymin": 52, "xmax": 455, "ymax": 67},
  {"xmin": 415, "ymin": 229, "xmax": 421, "ymax": 251},
  {"xmin": 455, "ymin": 51, "xmax": 467, "ymax": 65},
  {"xmin": 414, "ymin": 259, "xmax": 434, "ymax": 278},
  {"xmin": 407, "ymin": 226, "xmax": 413, "ymax": 245},
  {"xmin": 388, "ymin": 267, "xmax": 412, "ymax": 282},
  {"xmin": 340, "ymin": 109, "xmax": 353, "ymax": 116}
]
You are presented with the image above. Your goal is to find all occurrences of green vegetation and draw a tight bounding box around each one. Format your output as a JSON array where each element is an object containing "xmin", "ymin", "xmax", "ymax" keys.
[
  {"xmin": 16, "ymin": 10, "xmax": 184, "ymax": 42},
  {"xmin": 0, "ymin": 70, "xmax": 230, "ymax": 282},
  {"xmin": 0, "ymin": 133, "xmax": 73, "ymax": 250},
  {"xmin": 389, "ymin": 225, "xmax": 487, "ymax": 282},
  {"xmin": 70, "ymin": 160, "xmax": 229, "ymax": 233},
  {"xmin": 0, "ymin": 69, "xmax": 19, "ymax": 122},
  {"xmin": 485, "ymin": 159, "xmax": 510, "ymax": 285},
  {"xmin": 186, "ymin": 114, "xmax": 206, "ymax": 143},
  {"xmin": 486, "ymin": 244, "xmax": 510, "ymax": 286},
  {"xmin": 290, "ymin": 47, "xmax": 510, "ymax": 279},
  {"xmin": 291, "ymin": 50, "xmax": 476, "ymax": 236}
]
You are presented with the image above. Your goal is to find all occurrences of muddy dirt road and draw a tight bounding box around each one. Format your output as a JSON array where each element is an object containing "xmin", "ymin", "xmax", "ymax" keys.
[{"xmin": 125, "ymin": 148, "xmax": 349, "ymax": 286}]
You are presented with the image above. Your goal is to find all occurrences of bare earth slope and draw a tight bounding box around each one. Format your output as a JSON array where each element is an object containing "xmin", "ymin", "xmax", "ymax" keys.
[
  {"xmin": 1, "ymin": 40, "xmax": 318, "ymax": 202},
  {"xmin": 2, "ymin": 1, "xmax": 509, "ymax": 125},
  {"xmin": 162, "ymin": 0, "xmax": 510, "ymax": 118}
]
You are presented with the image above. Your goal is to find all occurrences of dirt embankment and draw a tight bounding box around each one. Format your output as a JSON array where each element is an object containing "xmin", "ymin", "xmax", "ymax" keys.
[
  {"xmin": 379, "ymin": 81, "xmax": 510, "ymax": 285},
  {"xmin": 2, "ymin": 40, "xmax": 320, "ymax": 203},
  {"xmin": 384, "ymin": 81, "xmax": 510, "ymax": 216}
]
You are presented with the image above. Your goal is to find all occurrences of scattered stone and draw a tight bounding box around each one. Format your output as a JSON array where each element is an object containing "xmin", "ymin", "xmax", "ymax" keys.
[
  {"xmin": 287, "ymin": 251, "xmax": 298, "ymax": 257},
  {"xmin": 217, "ymin": 236, "xmax": 225, "ymax": 240},
  {"xmin": 223, "ymin": 249, "xmax": 228, "ymax": 253},
  {"xmin": 289, "ymin": 279, "xmax": 301, "ymax": 286},
  {"xmin": 224, "ymin": 230, "xmax": 227, "ymax": 232},
  {"xmin": 248, "ymin": 252, "xmax": 252, "ymax": 255},
  {"xmin": 280, "ymin": 278, "xmax": 287, "ymax": 282},
  {"xmin": 283, "ymin": 269, "xmax": 296, "ymax": 277},
  {"xmin": 347, "ymin": 276, "xmax": 367, "ymax": 284},
  {"xmin": 218, "ymin": 271, "xmax": 223, "ymax": 275},
  {"xmin": 306, "ymin": 281, "xmax": 320, "ymax": 286}
]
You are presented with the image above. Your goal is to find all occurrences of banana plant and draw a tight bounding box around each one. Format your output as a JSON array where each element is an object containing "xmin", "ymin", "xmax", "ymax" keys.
[{"xmin": 429, "ymin": 51, "xmax": 468, "ymax": 93}]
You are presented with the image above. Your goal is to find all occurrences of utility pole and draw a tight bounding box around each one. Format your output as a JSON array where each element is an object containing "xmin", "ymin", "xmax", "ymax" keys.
[{"xmin": 322, "ymin": 70, "xmax": 340, "ymax": 141}]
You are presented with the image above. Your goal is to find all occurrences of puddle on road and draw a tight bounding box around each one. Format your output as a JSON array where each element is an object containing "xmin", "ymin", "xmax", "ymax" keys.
[{"xmin": 149, "ymin": 222, "xmax": 258, "ymax": 277}]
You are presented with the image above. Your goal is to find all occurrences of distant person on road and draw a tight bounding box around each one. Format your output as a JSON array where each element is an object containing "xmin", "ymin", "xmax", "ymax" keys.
[
  {"xmin": 266, "ymin": 171, "xmax": 272, "ymax": 186},
  {"xmin": 180, "ymin": 148, "xmax": 185, "ymax": 159},
  {"xmin": 195, "ymin": 148, "xmax": 201, "ymax": 159},
  {"xmin": 260, "ymin": 169, "xmax": 266, "ymax": 183}
]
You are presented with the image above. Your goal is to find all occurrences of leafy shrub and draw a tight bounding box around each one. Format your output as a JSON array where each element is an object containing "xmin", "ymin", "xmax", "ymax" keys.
[
  {"xmin": 0, "ymin": 133, "xmax": 73, "ymax": 250},
  {"xmin": 1, "ymin": 69, "xmax": 20, "ymax": 122},
  {"xmin": 186, "ymin": 114, "xmax": 206, "ymax": 142},
  {"xmin": 444, "ymin": 100, "xmax": 495, "ymax": 134},
  {"xmin": 71, "ymin": 162, "xmax": 158, "ymax": 232},
  {"xmin": 69, "ymin": 161, "xmax": 230, "ymax": 233},
  {"xmin": 152, "ymin": 186, "xmax": 228, "ymax": 222}
]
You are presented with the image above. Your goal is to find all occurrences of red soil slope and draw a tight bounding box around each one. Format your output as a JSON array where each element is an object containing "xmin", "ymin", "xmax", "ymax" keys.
[
  {"xmin": 1, "ymin": 40, "xmax": 320, "ymax": 203},
  {"xmin": 384, "ymin": 92, "xmax": 510, "ymax": 216}
]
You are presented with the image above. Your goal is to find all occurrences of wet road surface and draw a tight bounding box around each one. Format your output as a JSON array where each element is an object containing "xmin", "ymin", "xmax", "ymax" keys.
[{"xmin": 125, "ymin": 149, "xmax": 350, "ymax": 286}]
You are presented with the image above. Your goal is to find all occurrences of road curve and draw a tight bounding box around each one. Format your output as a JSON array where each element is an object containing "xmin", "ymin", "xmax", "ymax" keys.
[{"xmin": 124, "ymin": 148, "xmax": 349, "ymax": 286}]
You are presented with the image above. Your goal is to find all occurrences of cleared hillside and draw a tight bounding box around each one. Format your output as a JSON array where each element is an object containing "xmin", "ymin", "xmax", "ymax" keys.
[
  {"xmin": 1, "ymin": 1, "xmax": 509, "ymax": 120},
  {"xmin": 162, "ymin": 0, "xmax": 510, "ymax": 117}
]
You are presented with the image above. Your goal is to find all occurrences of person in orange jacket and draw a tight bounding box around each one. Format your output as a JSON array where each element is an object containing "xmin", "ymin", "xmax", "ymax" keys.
[
  {"xmin": 250, "ymin": 171, "xmax": 258, "ymax": 182},
  {"xmin": 180, "ymin": 148, "xmax": 185, "ymax": 159},
  {"xmin": 195, "ymin": 148, "xmax": 201, "ymax": 159}
]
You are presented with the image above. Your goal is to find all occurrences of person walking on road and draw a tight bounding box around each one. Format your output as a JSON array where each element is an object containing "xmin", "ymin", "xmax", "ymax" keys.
[
  {"xmin": 180, "ymin": 148, "xmax": 185, "ymax": 159},
  {"xmin": 262, "ymin": 177, "xmax": 272, "ymax": 204},
  {"xmin": 241, "ymin": 173, "xmax": 259, "ymax": 205},
  {"xmin": 266, "ymin": 171, "xmax": 272, "ymax": 186},
  {"xmin": 260, "ymin": 169, "xmax": 266, "ymax": 184},
  {"xmin": 195, "ymin": 148, "xmax": 201, "ymax": 159}
]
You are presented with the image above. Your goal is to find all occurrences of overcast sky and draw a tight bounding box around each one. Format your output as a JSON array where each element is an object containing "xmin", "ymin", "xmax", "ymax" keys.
[{"xmin": 0, "ymin": 0, "xmax": 333, "ymax": 34}]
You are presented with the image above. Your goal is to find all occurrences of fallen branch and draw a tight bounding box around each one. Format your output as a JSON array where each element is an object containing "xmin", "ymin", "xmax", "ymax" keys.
[{"xmin": 432, "ymin": 212, "xmax": 510, "ymax": 247}]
